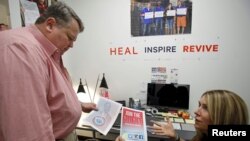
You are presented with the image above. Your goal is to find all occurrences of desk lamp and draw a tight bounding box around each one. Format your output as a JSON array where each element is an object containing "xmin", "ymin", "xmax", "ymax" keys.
[
  {"xmin": 93, "ymin": 73, "xmax": 110, "ymax": 100},
  {"xmin": 99, "ymin": 73, "xmax": 110, "ymax": 99},
  {"xmin": 77, "ymin": 78, "xmax": 93, "ymax": 102},
  {"xmin": 77, "ymin": 78, "xmax": 85, "ymax": 93},
  {"xmin": 100, "ymin": 73, "xmax": 108, "ymax": 89}
]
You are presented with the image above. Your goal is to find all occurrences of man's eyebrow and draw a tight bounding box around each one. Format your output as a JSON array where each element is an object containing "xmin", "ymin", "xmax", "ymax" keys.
[{"xmin": 67, "ymin": 32, "xmax": 76, "ymax": 41}]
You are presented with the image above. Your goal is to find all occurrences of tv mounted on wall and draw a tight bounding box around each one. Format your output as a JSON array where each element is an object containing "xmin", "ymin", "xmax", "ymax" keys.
[{"xmin": 147, "ymin": 83, "xmax": 190, "ymax": 110}]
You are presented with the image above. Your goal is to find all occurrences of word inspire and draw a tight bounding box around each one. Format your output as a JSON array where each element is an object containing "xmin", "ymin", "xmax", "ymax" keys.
[{"xmin": 145, "ymin": 46, "xmax": 176, "ymax": 53}]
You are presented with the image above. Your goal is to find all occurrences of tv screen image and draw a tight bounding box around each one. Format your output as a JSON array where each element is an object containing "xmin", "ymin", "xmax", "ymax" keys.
[{"xmin": 147, "ymin": 83, "xmax": 190, "ymax": 110}]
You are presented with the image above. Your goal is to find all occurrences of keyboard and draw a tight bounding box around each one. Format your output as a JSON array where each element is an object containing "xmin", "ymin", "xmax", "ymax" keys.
[{"xmin": 155, "ymin": 106, "xmax": 169, "ymax": 112}]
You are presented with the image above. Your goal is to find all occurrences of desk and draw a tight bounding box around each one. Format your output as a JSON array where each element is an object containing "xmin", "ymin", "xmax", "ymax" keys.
[{"xmin": 76, "ymin": 114, "xmax": 196, "ymax": 141}]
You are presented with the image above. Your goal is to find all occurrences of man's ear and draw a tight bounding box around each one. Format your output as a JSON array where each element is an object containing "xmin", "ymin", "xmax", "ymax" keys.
[{"xmin": 46, "ymin": 17, "xmax": 56, "ymax": 31}]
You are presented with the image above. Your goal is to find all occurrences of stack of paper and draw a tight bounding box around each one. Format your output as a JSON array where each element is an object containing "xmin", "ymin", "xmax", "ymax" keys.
[
  {"xmin": 181, "ymin": 123, "xmax": 196, "ymax": 131},
  {"xmin": 174, "ymin": 118, "xmax": 185, "ymax": 123},
  {"xmin": 185, "ymin": 119, "xmax": 195, "ymax": 124}
]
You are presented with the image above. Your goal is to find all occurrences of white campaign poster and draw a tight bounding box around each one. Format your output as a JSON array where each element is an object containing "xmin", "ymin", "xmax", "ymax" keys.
[
  {"xmin": 167, "ymin": 10, "xmax": 176, "ymax": 16},
  {"xmin": 84, "ymin": 97, "xmax": 122, "ymax": 135},
  {"xmin": 144, "ymin": 12, "xmax": 154, "ymax": 19},
  {"xmin": 177, "ymin": 8, "xmax": 187, "ymax": 16},
  {"xmin": 154, "ymin": 11, "xmax": 164, "ymax": 18}
]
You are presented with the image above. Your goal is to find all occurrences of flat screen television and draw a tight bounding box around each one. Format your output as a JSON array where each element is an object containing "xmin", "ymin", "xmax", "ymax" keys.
[{"xmin": 147, "ymin": 83, "xmax": 190, "ymax": 110}]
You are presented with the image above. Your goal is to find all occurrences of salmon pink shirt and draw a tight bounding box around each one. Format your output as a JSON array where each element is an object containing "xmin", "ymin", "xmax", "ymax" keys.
[{"xmin": 0, "ymin": 25, "xmax": 82, "ymax": 141}]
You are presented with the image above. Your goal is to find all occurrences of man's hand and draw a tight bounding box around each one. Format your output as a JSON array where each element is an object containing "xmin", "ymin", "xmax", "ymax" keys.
[{"xmin": 81, "ymin": 102, "xmax": 98, "ymax": 113}]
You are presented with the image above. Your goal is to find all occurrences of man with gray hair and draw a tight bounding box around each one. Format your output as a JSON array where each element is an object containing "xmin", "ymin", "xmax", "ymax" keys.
[{"xmin": 0, "ymin": 2, "xmax": 96, "ymax": 141}]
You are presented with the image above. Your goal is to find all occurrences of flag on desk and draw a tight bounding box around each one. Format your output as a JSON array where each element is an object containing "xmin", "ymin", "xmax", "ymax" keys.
[{"xmin": 99, "ymin": 73, "xmax": 110, "ymax": 99}]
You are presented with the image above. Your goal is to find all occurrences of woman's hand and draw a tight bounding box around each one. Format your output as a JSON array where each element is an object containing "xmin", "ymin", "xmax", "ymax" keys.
[
  {"xmin": 149, "ymin": 118, "xmax": 177, "ymax": 139},
  {"xmin": 115, "ymin": 136, "xmax": 125, "ymax": 141}
]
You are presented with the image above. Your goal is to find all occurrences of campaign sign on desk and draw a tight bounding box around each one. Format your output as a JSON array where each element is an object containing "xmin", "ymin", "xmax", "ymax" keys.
[{"xmin": 120, "ymin": 107, "xmax": 147, "ymax": 141}]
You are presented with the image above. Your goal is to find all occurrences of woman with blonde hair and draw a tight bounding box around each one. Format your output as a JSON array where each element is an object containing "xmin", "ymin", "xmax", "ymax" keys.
[{"xmin": 150, "ymin": 89, "xmax": 249, "ymax": 141}]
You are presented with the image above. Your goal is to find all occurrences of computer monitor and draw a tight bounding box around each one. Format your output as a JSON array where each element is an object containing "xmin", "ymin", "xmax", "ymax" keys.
[{"xmin": 147, "ymin": 83, "xmax": 190, "ymax": 110}]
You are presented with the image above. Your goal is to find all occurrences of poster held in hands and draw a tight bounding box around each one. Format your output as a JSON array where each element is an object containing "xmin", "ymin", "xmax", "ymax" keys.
[
  {"xmin": 120, "ymin": 107, "xmax": 147, "ymax": 141},
  {"xmin": 84, "ymin": 97, "xmax": 122, "ymax": 135}
]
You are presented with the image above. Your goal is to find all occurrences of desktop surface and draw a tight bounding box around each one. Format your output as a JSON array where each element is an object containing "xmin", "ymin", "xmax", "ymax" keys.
[{"xmin": 76, "ymin": 112, "xmax": 196, "ymax": 140}]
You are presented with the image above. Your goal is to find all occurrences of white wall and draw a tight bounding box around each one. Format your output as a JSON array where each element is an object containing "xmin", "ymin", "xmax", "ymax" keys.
[
  {"xmin": 5, "ymin": 0, "xmax": 250, "ymax": 118},
  {"xmin": 66, "ymin": 0, "xmax": 249, "ymax": 118},
  {"xmin": 63, "ymin": 0, "xmax": 250, "ymax": 116}
]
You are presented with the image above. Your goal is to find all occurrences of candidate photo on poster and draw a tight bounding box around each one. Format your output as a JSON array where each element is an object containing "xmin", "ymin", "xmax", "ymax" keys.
[{"xmin": 131, "ymin": 0, "xmax": 193, "ymax": 36}]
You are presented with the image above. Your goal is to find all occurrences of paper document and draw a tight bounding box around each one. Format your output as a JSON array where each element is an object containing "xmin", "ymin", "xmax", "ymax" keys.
[
  {"xmin": 174, "ymin": 118, "xmax": 185, "ymax": 123},
  {"xmin": 151, "ymin": 121, "xmax": 181, "ymax": 130},
  {"xmin": 169, "ymin": 117, "xmax": 174, "ymax": 122},
  {"xmin": 83, "ymin": 97, "xmax": 122, "ymax": 135},
  {"xmin": 185, "ymin": 119, "xmax": 195, "ymax": 124},
  {"xmin": 120, "ymin": 107, "xmax": 148, "ymax": 141},
  {"xmin": 181, "ymin": 123, "xmax": 196, "ymax": 131},
  {"xmin": 172, "ymin": 123, "xmax": 181, "ymax": 130},
  {"xmin": 161, "ymin": 112, "xmax": 178, "ymax": 118}
]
